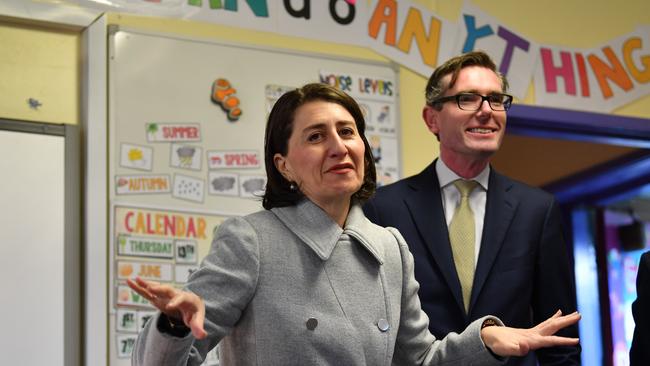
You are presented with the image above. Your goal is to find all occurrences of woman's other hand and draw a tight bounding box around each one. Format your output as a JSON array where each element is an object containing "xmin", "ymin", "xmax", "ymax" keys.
[
  {"xmin": 481, "ymin": 310, "xmax": 580, "ymax": 357},
  {"xmin": 126, "ymin": 276, "xmax": 207, "ymax": 339}
]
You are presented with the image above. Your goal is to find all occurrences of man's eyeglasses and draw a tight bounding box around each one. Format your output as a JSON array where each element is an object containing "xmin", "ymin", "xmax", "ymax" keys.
[{"xmin": 431, "ymin": 93, "xmax": 513, "ymax": 111}]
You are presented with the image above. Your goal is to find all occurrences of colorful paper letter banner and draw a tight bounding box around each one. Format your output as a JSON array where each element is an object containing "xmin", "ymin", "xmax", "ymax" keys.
[{"xmin": 72, "ymin": 0, "xmax": 650, "ymax": 112}]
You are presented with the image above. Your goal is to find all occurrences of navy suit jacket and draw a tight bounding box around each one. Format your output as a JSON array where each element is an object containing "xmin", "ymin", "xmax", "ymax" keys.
[
  {"xmin": 364, "ymin": 161, "xmax": 580, "ymax": 365},
  {"xmin": 630, "ymin": 251, "xmax": 650, "ymax": 365}
]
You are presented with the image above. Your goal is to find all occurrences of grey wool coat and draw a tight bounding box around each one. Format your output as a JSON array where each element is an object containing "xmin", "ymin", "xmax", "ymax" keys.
[{"xmin": 132, "ymin": 199, "xmax": 505, "ymax": 366}]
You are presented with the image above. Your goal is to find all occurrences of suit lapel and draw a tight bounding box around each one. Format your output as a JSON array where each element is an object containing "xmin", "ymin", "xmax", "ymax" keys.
[
  {"xmin": 470, "ymin": 170, "xmax": 518, "ymax": 312},
  {"xmin": 404, "ymin": 162, "xmax": 465, "ymax": 312}
]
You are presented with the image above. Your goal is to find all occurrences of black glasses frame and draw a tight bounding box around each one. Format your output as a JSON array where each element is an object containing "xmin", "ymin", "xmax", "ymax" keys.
[{"xmin": 431, "ymin": 92, "xmax": 513, "ymax": 111}]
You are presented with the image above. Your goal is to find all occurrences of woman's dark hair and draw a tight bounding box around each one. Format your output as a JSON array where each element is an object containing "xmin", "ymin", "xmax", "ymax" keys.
[{"xmin": 262, "ymin": 83, "xmax": 376, "ymax": 210}]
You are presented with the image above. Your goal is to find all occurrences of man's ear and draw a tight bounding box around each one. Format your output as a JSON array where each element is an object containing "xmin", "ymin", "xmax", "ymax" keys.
[
  {"xmin": 422, "ymin": 105, "xmax": 440, "ymax": 135},
  {"xmin": 273, "ymin": 153, "xmax": 292, "ymax": 182}
]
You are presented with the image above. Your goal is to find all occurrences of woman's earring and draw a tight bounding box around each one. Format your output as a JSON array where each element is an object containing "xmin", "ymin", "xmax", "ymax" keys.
[{"xmin": 289, "ymin": 182, "xmax": 297, "ymax": 191}]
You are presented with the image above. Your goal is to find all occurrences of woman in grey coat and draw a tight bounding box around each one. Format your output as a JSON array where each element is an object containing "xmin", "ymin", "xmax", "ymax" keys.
[{"xmin": 128, "ymin": 83, "xmax": 580, "ymax": 366}]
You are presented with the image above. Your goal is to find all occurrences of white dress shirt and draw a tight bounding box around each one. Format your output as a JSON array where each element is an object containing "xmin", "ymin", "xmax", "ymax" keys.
[{"xmin": 435, "ymin": 159, "xmax": 490, "ymax": 264}]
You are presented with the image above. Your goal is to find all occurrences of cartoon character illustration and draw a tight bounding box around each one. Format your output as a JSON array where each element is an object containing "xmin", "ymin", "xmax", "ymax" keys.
[
  {"xmin": 370, "ymin": 135, "xmax": 382, "ymax": 164},
  {"xmin": 211, "ymin": 78, "xmax": 242, "ymax": 121},
  {"xmin": 377, "ymin": 105, "xmax": 390, "ymax": 123}
]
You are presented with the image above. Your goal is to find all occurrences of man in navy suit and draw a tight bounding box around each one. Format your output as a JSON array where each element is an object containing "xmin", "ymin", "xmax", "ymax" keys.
[
  {"xmin": 364, "ymin": 51, "xmax": 580, "ymax": 365},
  {"xmin": 631, "ymin": 251, "xmax": 650, "ymax": 365}
]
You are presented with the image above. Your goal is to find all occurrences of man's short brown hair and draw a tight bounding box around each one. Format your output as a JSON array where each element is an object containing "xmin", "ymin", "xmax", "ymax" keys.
[{"xmin": 425, "ymin": 51, "xmax": 509, "ymax": 108}]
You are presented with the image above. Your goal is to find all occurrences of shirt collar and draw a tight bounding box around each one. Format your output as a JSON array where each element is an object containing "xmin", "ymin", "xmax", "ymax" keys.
[
  {"xmin": 435, "ymin": 158, "xmax": 490, "ymax": 191},
  {"xmin": 271, "ymin": 199, "xmax": 385, "ymax": 264}
]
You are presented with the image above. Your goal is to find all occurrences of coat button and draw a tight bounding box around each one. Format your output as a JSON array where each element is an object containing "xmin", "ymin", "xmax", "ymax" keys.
[
  {"xmin": 377, "ymin": 318, "xmax": 390, "ymax": 332},
  {"xmin": 306, "ymin": 317, "xmax": 318, "ymax": 331}
]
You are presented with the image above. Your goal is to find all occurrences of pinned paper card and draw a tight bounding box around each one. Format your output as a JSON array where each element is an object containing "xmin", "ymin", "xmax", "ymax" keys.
[
  {"xmin": 173, "ymin": 174, "xmax": 205, "ymax": 203},
  {"xmin": 117, "ymin": 261, "xmax": 173, "ymax": 282},
  {"xmin": 116, "ymin": 334, "xmax": 137, "ymax": 359},
  {"xmin": 137, "ymin": 310, "xmax": 156, "ymax": 331},
  {"xmin": 116, "ymin": 284, "xmax": 154, "ymax": 308},
  {"xmin": 207, "ymin": 150, "xmax": 261, "ymax": 169},
  {"xmin": 115, "ymin": 174, "xmax": 171, "ymax": 195},
  {"xmin": 208, "ymin": 172, "xmax": 239, "ymax": 197},
  {"xmin": 363, "ymin": 100, "xmax": 396, "ymax": 135},
  {"xmin": 146, "ymin": 123, "xmax": 201, "ymax": 142},
  {"xmin": 175, "ymin": 264, "xmax": 199, "ymax": 284},
  {"xmin": 368, "ymin": 134, "xmax": 399, "ymax": 187},
  {"xmin": 116, "ymin": 235, "xmax": 175, "ymax": 259},
  {"xmin": 240, "ymin": 175, "xmax": 266, "ymax": 198},
  {"xmin": 265, "ymin": 84, "xmax": 295, "ymax": 113},
  {"xmin": 175, "ymin": 239, "xmax": 198, "ymax": 264},
  {"xmin": 170, "ymin": 144, "xmax": 202, "ymax": 170},
  {"xmin": 116, "ymin": 308, "xmax": 138, "ymax": 333},
  {"xmin": 120, "ymin": 143, "xmax": 153, "ymax": 171}
]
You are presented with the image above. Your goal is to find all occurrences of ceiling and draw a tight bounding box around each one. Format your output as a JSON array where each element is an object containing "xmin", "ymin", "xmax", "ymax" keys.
[
  {"xmin": 491, "ymin": 133, "xmax": 650, "ymax": 221},
  {"xmin": 491, "ymin": 133, "xmax": 640, "ymax": 187}
]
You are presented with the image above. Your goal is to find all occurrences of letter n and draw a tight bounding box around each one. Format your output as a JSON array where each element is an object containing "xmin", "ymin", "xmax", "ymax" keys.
[{"xmin": 588, "ymin": 46, "xmax": 633, "ymax": 99}]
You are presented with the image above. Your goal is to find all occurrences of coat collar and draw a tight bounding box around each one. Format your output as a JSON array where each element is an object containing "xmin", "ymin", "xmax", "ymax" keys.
[{"xmin": 271, "ymin": 199, "xmax": 385, "ymax": 264}]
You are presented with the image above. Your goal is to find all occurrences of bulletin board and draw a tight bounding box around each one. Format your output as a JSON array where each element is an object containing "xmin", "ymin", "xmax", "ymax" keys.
[{"xmin": 108, "ymin": 27, "xmax": 400, "ymax": 364}]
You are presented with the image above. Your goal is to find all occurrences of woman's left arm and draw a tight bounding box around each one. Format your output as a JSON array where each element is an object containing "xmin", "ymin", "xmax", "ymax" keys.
[
  {"xmin": 387, "ymin": 226, "xmax": 580, "ymax": 365},
  {"xmin": 480, "ymin": 310, "xmax": 580, "ymax": 357}
]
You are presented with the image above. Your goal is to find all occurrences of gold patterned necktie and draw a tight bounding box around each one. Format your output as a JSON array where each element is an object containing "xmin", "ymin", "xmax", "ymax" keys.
[{"xmin": 449, "ymin": 179, "xmax": 479, "ymax": 313}]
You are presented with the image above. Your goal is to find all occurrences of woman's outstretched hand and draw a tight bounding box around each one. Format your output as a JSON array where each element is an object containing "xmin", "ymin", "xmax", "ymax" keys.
[
  {"xmin": 126, "ymin": 277, "xmax": 207, "ymax": 339},
  {"xmin": 481, "ymin": 310, "xmax": 580, "ymax": 357}
]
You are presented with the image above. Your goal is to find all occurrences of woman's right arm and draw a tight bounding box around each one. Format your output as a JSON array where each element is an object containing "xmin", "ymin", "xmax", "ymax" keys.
[
  {"xmin": 127, "ymin": 277, "xmax": 207, "ymax": 339},
  {"xmin": 129, "ymin": 216, "xmax": 261, "ymax": 366}
]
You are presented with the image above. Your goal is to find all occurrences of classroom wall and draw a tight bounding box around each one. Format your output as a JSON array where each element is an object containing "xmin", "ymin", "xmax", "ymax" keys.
[
  {"xmin": 2, "ymin": 0, "xmax": 649, "ymax": 175},
  {"xmin": 0, "ymin": 18, "xmax": 80, "ymax": 125},
  {"xmin": 1, "ymin": 2, "xmax": 649, "ymax": 365}
]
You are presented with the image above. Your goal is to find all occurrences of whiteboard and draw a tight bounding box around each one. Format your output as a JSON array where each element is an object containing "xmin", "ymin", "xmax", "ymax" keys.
[
  {"xmin": 0, "ymin": 120, "xmax": 80, "ymax": 366},
  {"xmin": 108, "ymin": 28, "xmax": 399, "ymax": 364}
]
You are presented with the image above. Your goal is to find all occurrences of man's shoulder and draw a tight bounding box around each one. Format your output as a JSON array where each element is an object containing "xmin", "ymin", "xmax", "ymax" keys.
[
  {"xmin": 376, "ymin": 176, "xmax": 413, "ymax": 194},
  {"xmin": 370, "ymin": 173, "xmax": 422, "ymax": 205},
  {"xmin": 493, "ymin": 170, "xmax": 555, "ymax": 202},
  {"xmin": 373, "ymin": 164, "xmax": 436, "ymax": 199}
]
